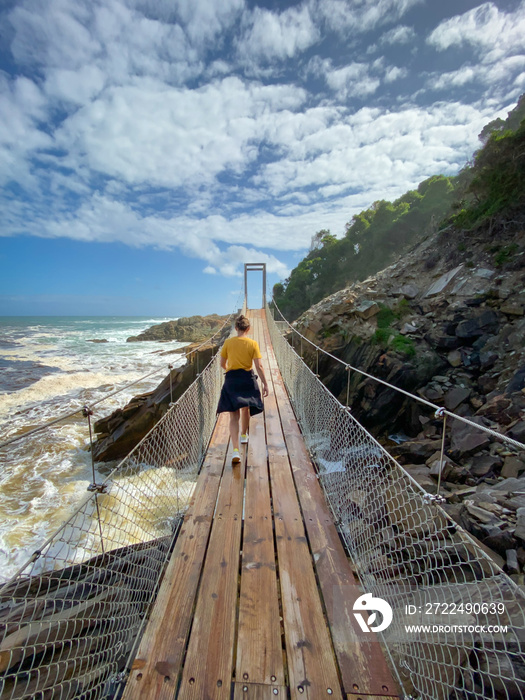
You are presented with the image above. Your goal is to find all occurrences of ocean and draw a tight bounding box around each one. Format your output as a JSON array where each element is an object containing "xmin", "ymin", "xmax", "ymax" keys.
[{"xmin": 0, "ymin": 316, "xmax": 188, "ymax": 582}]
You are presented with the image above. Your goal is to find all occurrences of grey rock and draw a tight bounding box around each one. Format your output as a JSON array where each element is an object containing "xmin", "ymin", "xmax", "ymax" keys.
[
  {"xmin": 482, "ymin": 529, "xmax": 518, "ymax": 555},
  {"xmin": 355, "ymin": 300, "xmax": 380, "ymax": 319},
  {"xmin": 451, "ymin": 429, "xmax": 490, "ymax": 457},
  {"xmin": 401, "ymin": 323, "xmax": 418, "ymax": 334},
  {"xmin": 505, "ymin": 366, "xmax": 525, "ymax": 394},
  {"xmin": 424, "ymin": 265, "xmax": 464, "ymax": 297},
  {"xmin": 474, "ymin": 268, "xmax": 495, "ymax": 279},
  {"xmin": 506, "ymin": 549, "xmax": 520, "ymax": 575},
  {"xmin": 508, "ymin": 421, "xmax": 525, "ymax": 444},
  {"xmin": 502, "ymin": 456, "xmax": 525, "ymax": 479},
  {"xmin": 515, "ymin": 507, "xmax": 525, "ymax": 540},
  {"xmin": 469, "ymin": 454, "xmax": 501, "ymax": 477},
  {"xmin": 399, "ymin": 284, "xmax": 419, "ymax": 299},
  {"xmin": 501, "ymin": 304, "xmax": 524, "ymax": 316},
  {"xmin": 447, "ymin": 350, "xmax": 462, "ymax": 367},
  {"xmin": 445, "ymin": 386, "xmax": 471, "ymax": 410}
]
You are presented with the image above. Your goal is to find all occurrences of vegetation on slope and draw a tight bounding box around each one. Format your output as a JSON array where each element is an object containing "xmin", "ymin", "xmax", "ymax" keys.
[{"xmin": 274, "ymin": 94, "xmax": 525, "ymax": 322}]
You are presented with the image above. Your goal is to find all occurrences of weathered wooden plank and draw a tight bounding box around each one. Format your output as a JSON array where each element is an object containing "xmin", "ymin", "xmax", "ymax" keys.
[
  {"xmin": 263, "ymin": 317, "xmax": 400, "ymax": 699},
  {"xmin": 236, "ymin": 409, "xmax": 284, "ymax": 687},
  {"xmin": 177, "ymin": 441, "xmax": 245, "ymax": 699},
  {"xmin": 264, "ymin": 375, "xmax": 343, "ymax": 699},
  {"xmin": 122, "ymin": 414, "xmax": 230, "ymax": 700},
  {"xmin": 233, "ymin": 682, "xmax": 287, "ymax": 699}
]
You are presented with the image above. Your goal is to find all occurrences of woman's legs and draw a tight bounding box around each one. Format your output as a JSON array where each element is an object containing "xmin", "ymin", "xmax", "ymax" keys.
[
  {"xmin": 240, "ymin": 407, "xmax": 250, "ymax": 436},
  {"xmin": 229, "ymin": 410, "xmax": 240, "ymax": 451},
  {"xmin": 229, "ymin": 407, "xmax": 250, "ymax": 450}
]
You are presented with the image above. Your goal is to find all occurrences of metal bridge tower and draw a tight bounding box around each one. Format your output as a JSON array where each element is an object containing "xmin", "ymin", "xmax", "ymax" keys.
[{"xmin": 244, "ymin": 262, "xmax": 266, "ymax": 310}]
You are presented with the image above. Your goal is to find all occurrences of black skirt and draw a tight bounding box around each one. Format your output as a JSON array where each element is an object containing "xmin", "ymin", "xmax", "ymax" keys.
[{"xmin": 217, "ymin": 369, "xmax": 264, "ymax": 416}]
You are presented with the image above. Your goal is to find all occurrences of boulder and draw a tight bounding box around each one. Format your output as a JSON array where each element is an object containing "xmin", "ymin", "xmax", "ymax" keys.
[
  {"xmin": 424, "ymin": 265, "xmax": 463, "ymax": 297},
  {"xmin": 391, "ymin": 439, "xmax": 442, "ymax": 463},
  {"xmin": 515, "ymin": 508, "xmax": 525, "ymax": 541},
  {"xmin": 444, "ymin": 386, "xmax": 471, "ymax": 410},
  {"xmin": 447, "ymin": 350, "xmax": 462, "ymax": 367},
  {"xmin": 482, "ymin": 530, "xmax": 518, "ymax": 556},
  {"xmin": 399, "ymin": 284, "xmax": 419, "ymax": 299},
  {"xmin": 501, "ymin": 456, "xmax": 525, "ymax": 478},
  {"xmin": 475, "ymin": 395, "xmax": 513, "ymax": 423},
  {"xmin": 469, "ymin": 454, "xmax": 501, "ymax": 477},
  {"xmin": 506, "ymin": 366, "xmax": 525, "ymax": 394},
  {"xmin": 506, "ymin": 549, "xmax": 520, "ymax": 575},
  {"xmin": 355, "ymin": 300, "xmax": 380, "ymax": 319},
  {"xmin": 474, "ymin": 268, "xmax": 495, "ymax": 279},
  {"xmin": 450, "ymin": 426, "xmax": 490, "ymax": 458},
  {"xmin": 508, "ymin": 421, "xmax": 525, "ymax": 444},
  {"xmin": 501, "ymin": 303, "xmax": 524, "ymax": 316}
]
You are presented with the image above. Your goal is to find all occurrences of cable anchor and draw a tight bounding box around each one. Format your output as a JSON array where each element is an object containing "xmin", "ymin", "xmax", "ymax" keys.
[
  {"xmin": 422, "ymin": 493, "xmax": 446, "ymax": 505},
  {"xmin": 88, "ymin": 482, "xmax": 109, "ymax": 494}
]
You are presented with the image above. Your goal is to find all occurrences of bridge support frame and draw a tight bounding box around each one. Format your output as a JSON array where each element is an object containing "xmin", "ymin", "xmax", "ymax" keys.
[{"xmin": 244, "ymin": 263, "xmax": 266, "ymax": 310}]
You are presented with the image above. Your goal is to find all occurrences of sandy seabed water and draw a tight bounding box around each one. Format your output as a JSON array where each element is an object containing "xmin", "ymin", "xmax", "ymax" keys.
[{"xmin": 0, "ymin": 316, "xmax": 188, "ymax": 582}]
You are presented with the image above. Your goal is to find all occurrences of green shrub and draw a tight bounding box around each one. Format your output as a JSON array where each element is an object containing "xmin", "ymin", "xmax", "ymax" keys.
[
  {"xmin": 392, "ymin": 334, "xmax": 416, "ymax": 357},
  {"xmin": 494, "ymin": 244, "xmax": 519, "ymax": 266},
  {"xmin": 373, "ymin": 328, "xmax": 392, "ymax": 345},
  {"xmin": 376, "ymin": 305, "xmax": 396, "ymax": 329}
]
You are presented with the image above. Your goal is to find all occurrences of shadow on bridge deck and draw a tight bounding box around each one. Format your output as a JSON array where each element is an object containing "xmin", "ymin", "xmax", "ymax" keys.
[{"xmin": 122, "ymin": 309, "xmax": 399, "ymax": 700}]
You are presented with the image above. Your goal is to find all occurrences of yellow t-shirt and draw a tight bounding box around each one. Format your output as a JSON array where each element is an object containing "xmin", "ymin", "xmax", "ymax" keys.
[{"xmin": 221, "ymin": 336, "xmax": 262, "ymax": 371}]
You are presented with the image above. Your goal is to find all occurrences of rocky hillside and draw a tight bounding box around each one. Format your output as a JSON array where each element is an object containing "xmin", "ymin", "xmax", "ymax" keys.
[
  {"xmin": 291, "ymin": 218, "xmax": 525, "ymax": 577},
  {"xmin": 126, "ymin": 314, "xmax": 229, "ymax": 343}
]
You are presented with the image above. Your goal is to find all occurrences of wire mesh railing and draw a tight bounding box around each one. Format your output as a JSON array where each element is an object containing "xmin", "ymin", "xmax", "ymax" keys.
[
  {"xmin": 265, "ymin": 302, "xmax": 525, "ymax": 700},
  {"xmin": 0, "ymin": 344, "xmax": 225, "ymax": 699}
]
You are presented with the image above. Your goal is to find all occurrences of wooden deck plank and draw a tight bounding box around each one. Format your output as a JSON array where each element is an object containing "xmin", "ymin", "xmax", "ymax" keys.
[
  {"xmin": 177, "ymin": 439, "xmax": 245, "ymax": 699},
  {"xmin": 236, "ymin": 414, "xmax": 284, "ymax": 686},
  {"xmin": 234, "ymin": 311, "xmax": 284, "ymax": 686},
  {"xmin": 264, "ymin": 369, "xmax": 343, "ymax": 699},
  {"xmin": 233, "ymin": 682, "xmax": 287, "ymax": 699},
  {"xmin": 262, "ymin": 318, "xmax": 400, "ymax": 699},
  {"xmin": 122, "ymin": 414, "xmax": 230, "ymax": 700}
]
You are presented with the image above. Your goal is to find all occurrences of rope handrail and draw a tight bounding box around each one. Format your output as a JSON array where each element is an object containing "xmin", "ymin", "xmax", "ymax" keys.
[
  {"xmin": 271, "ymin": 297, "xmax": 525, "ymax": 452},
  {"xmin": 0, "ymin": 294, "xmax": 243, "ymax": 450}
]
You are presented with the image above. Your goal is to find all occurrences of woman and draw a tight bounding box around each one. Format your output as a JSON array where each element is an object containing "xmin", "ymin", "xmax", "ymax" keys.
[{"xmin": 217, "ymin": 314, "xmax": 269, "ymax": 464}]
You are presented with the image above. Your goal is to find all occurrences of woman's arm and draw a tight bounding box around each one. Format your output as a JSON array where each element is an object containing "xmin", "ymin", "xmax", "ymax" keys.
[
  {"xmin": 220, "ymin": 356, "xmax": 227, "ymax": 370},
  {"xmin": 254, "ymin": 358, "xmax": 269, "ymax": 397}
]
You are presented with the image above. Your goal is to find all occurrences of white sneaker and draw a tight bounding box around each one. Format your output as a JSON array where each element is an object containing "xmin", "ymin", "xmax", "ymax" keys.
[
  {"xmin": 240, "ymin": 433, "xmax": 249, "ymax": 444},
  {"xmin": 232, "ymin": 448, "xmax": 241, "ymax": 465}
]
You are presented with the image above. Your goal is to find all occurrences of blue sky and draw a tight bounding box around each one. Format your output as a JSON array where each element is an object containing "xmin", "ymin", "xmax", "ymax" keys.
[{"xmin": 1, "ymin": 0, "xmax": 524, "ymax": 316}]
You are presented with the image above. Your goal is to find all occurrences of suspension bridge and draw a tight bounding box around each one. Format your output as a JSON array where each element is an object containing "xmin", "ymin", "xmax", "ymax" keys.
[{"xmin": 0, "ymin": 264, "xmax": 524, "ymax": 700}]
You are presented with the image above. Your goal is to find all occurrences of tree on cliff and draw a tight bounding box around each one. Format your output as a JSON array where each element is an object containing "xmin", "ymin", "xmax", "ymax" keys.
[
  {"xmin": 275, "ymin": 175, "xmax": 456, "ymax": 320},
  {"xmin": 274, "ymin": 94, "xmax": 525, "ymax": 322}
]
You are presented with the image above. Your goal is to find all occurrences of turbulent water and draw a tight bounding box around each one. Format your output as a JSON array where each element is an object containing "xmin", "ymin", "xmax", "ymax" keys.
[{"xmin": 0, "ymin": 316, "xmax": 188, "ymax": 582}]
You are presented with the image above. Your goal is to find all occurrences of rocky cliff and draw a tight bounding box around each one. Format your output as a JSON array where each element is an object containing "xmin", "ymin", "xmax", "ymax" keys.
[
  {"xmin": 126, "ymin": 314, "xmax": 229, "ymax": 343},
  {"xmin": 292, "ymin": 219, "xmax": 525, "ymax": 576}
]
